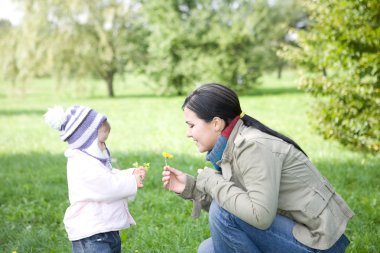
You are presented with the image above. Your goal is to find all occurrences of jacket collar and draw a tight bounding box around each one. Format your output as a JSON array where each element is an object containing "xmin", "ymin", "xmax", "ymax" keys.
[
  {"xmin": 218, "ymin": 119, "xmax": 244, "ymax": 164},
  {"xmin": 206, "ymin": 116, "xmax": 240, "ymax": 171}
]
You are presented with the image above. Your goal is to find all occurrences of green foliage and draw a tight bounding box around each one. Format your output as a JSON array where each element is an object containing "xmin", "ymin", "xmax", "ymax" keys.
[
  {"xmin": 0, "ymin": 0, "xmax": 150, "ymax": 97},
  {"xmin": 0, "ymin": 2, "xmax": 54, "ymax": 89},
  {"xmin": 0, "ymin": 20, "xmax": 17, "ymax": 84},
  {"xmin": 142, "ymin": 0, "xmax": 302, "ymax": 94},
  {"xmin": 0, "ymin": 0, "xmax": 304, "ymax": 96},
  {"xmin": 281, "ymin": 0, "xmax": 380, "ymax": 151}
]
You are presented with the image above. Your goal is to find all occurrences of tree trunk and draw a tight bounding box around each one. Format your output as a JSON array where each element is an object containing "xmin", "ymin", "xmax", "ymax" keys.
[
  {"xmin": 173, "ymin": 74, "xmax": 184, "ymax": 96},
  {"xmin": 105, "ymin": 73, "xmax": 114, "ymax": 97},
  {"xmin": 277, "ymin": 64, "xmax": 283, "ymax": 79},
  {"xmin": 322, "ymin": 67, "xmax": 327, "ymax": 77}
]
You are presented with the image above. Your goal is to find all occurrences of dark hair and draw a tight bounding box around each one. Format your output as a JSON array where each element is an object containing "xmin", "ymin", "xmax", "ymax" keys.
[{"xmin": 182, "ymin": 83, "xmax": 307, "ymax": 156}]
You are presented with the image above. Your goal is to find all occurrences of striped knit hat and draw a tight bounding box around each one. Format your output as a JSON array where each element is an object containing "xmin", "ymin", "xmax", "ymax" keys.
[{"xmin": 44, "ymin": 105, "xmax": 106, "ymax": 149}]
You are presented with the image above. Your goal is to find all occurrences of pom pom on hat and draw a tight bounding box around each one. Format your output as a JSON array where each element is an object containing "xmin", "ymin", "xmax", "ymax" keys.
[{"xmin": 44, "ymin": 106, "xmax": 67, "ymax": 130}]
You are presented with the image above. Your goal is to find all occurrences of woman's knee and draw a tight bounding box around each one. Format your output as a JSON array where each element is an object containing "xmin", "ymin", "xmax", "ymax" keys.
[{"xmin": 198, "ymin": 238, "xmax": 214, "ymax": 253}]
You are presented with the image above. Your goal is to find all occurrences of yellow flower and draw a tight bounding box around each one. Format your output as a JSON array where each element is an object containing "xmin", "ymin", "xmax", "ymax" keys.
[
  {"xmin": 162, "ymin": 152, "xmax": 174, "ymax": 166},
  {"xmin": 143, "ymin": 163, "xmax": 150, "ymax": 171},
  {"xmin": 132, "ymin": 161, "xmax": 150, "ymax": 171},
  {"xmin": 162, "ymin": 152, "xmax": 173, "ymax": 159}
]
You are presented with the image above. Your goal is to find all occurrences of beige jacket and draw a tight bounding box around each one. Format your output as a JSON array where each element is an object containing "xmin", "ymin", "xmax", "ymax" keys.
[{"xmin": 180, "ymin": 120, "xmax": 353, "ymax": 250}]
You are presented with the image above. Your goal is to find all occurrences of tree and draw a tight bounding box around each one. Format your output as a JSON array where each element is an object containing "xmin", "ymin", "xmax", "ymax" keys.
[
  {"xmin": 0, "ymin": 3, "xmax": 53, "ymax": 93},
  {"xmin": 0, "ymin": 0, "xmax": 149, "ymax": 97},
  {"xmin": 142, "ymin": 0, "xmax": 302, "ymax": 95},
  {"xmin": 262, "ymin": 0, "xmax": 305, "ymax": 78},
  {"xmin": 281, "ymin": 0, "xmax": 380, "ymax": 151},
  {"xmin": 0, "ymin": 20, "xmax": 17, "ymax": 85}
]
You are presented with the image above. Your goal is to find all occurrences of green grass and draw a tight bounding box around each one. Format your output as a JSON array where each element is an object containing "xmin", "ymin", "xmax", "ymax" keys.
[{"xmin": 0, "ymin": 71, "xmax": 379, "ymax": 252}]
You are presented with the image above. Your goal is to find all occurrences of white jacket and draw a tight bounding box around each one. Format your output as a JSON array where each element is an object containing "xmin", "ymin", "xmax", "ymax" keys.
[{"xmin": 63, "ymin": 149, "xmax": 137, "ymax": 241}]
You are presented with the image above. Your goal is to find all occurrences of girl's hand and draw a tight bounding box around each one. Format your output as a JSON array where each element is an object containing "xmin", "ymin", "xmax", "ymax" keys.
[
  {"xmin": 162, "ymin": 166, "xmax": 187, "ymax": 193},
  {"xmin": 133, "ymin": 167, "xmax": 146, "ymax": 188}
]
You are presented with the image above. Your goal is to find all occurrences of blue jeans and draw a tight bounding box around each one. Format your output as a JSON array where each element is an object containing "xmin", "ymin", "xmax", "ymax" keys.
[
  {"xmin": 198, "ymin": 201, "xmax": 350, "ymax": 253},
  {"xmin": 72, "ymin": 231, "xmax": 121, "ymax": 253}
]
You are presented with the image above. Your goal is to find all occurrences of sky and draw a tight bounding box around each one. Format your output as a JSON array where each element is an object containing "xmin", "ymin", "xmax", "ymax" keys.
[{"xmin": 0, "ymin": 0, "xmax": 23, "ymax": 25}]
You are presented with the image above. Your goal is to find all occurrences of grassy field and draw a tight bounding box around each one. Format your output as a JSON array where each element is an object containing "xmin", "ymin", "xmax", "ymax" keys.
[{"xmin": 0, "ymin": 72, "xmax": 379, "ymax": 252}]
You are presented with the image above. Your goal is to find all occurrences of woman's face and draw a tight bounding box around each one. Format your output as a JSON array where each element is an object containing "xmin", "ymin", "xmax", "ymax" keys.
[{"xmin": 184, "ymin": 107, "xmax": 222, "ymax": 153}]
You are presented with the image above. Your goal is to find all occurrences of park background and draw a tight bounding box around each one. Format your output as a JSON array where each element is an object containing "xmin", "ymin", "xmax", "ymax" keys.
[{"xmin": 0, "ymin": 0, "xmax": 379, "ymax": 252}]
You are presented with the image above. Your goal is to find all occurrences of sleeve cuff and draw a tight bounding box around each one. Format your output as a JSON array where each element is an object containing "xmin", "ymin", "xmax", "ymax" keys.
[
  {"xmin": 124, "ymin": 168, "xmax": 135, "ymax": 175},
  {"xmin": 179, "ymin": 174, "xmax": 196, "ymax": 199}
]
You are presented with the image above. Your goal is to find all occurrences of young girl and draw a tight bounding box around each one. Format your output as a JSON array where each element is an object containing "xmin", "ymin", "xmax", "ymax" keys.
[
  {"xmin": 162, "ymin": 83, "xmax": 354, "ymax": 253},
  {"xmin": 44, "ymin": 105, "xmax": 145, "ymax": 253}
]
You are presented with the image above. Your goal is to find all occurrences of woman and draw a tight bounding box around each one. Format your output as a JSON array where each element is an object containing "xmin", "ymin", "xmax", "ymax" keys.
[{"xmin": 162, "ymin": 83, "xmax": 353, "ymax": 253}]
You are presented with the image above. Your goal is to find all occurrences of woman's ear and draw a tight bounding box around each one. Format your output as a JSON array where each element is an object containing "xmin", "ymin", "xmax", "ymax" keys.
[{"xmin": 212, "ymin": 117, "xmax": 226, "ymax": 133}]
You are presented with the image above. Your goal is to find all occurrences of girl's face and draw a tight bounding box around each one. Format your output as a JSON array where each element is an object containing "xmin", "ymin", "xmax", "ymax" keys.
[
  {"xmin": 98, "ymin": 121, "xmax": 111, "ymax": 150},
  {"xmin": 184, "ymin": 107, "xmax": 224, "ymax": 153}
]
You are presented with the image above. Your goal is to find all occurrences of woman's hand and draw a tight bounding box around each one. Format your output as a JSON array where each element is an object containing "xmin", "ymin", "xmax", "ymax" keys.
[
  {"xmin": 162, "ymin": 166, "xmax": 187, "ymax": 193},
  {"xmin": 133, "ymin": 167, "xmax": 146, "ymax": 188}
]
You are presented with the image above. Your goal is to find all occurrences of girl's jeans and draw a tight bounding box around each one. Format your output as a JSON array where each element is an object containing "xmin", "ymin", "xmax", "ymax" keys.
[
  {"xmin": 198, "ymin": 201, "xmax": 350, "ymax": 253},
  {"xmin": 72, "ymin": 231, "xmax": 121, "ymax": 253}
]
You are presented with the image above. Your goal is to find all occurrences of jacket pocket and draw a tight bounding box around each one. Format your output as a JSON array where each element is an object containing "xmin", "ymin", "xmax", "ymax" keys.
[{"xmin": 305, "ymin": 183, "xmax": 334, "ymax": 218}]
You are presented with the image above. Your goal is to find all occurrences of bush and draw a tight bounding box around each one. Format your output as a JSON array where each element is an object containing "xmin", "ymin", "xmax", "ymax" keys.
[{"xmin": 281, "ymin": 0, "xmax": 380, "ymax": 151}]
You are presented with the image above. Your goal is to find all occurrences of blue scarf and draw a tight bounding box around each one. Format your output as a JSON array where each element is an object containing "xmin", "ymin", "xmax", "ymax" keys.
[
  {"xmin": 83, "ymin": 147, "xmax": 111, "ymax": 167},
  {"xmin": 206, "ymin": 137, "xmax": 227, "ymax": 171},
  {"xmin": 81, "ymin": 142, "xmax": 112, "ymax": 168},
  {"xmin": 206, "ymin": 116, "xmax": 240, "ymax": 171}
]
